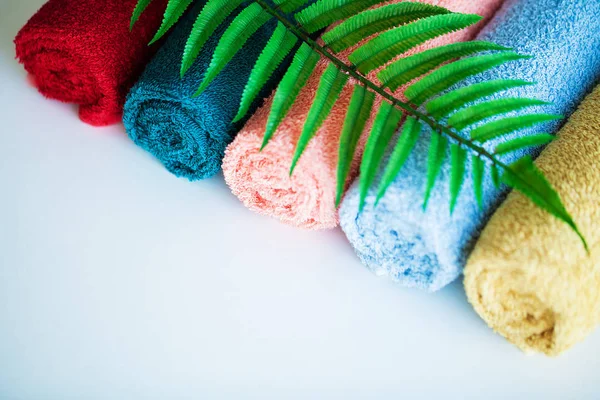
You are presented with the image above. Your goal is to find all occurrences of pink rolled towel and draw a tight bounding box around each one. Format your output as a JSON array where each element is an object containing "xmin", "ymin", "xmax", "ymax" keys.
[{"xmin": 223, "ymin": 0, "xmax": 505, "ymax": 229}]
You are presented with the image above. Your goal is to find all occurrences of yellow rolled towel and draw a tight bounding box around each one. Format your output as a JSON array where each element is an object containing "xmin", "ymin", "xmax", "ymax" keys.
[{"xmin": 464, "ymin": 86, "xmax": 600, "ymax": 356}]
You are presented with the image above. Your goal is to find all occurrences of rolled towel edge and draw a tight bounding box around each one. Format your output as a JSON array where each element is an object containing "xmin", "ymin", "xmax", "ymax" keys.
[
  {"xmin": 124, "ymin": 90, "xmax": 225, "ymax": 180},
  {"xmin": 464, "ymin": 257, "xmax": 566, "ymax": 356},
  {"xmin": 15, "ymin": 33, "xmax": 121, "ymax": 126},
  {"xmin": 223, "ymin": 130, "xmax": 340, "ymax": 230},
  {"xmin": 339, "ymin": 191, "xmax": 461, "ymax": 292}
]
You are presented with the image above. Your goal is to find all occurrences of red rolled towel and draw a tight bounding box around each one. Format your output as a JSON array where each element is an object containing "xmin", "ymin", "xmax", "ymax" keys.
[{"xmin": 14, "ymin": 0, "xmax": 165, "ymax": 126}]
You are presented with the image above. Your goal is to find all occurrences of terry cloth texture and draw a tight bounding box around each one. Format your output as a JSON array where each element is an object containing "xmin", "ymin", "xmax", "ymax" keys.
[
  {"xmin": 14, "ymin": 0, "xmax": 165, "ymax": 126},
  {"xmin": 464, "ymin": 86, "xmax": 600, "ymax": 356},
  {"xmin": 222, "ymin": 0, "xmax": 505, "ymax": 230},
  {"xmin": 124, "ymin": 1, "xmax": 309, "ymax": 180},
  {"xmin": 339, "ymin": 0, "xmax": 600, "ymax": 291}
]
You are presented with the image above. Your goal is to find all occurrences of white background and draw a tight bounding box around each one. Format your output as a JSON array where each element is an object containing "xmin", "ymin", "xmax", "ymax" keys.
[{"xmin": 1, "ymin": 0, "xmax": 600, "ymax": 398}]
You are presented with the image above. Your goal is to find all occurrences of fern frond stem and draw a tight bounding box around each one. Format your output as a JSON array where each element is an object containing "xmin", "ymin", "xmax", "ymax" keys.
[{"xmin": 253, "ymin": 0, "xmax": 512, "ymax": 173}]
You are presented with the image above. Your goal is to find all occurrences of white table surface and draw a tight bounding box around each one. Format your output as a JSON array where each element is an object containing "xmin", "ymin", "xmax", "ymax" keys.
[{"xmin": 1, "ymin": 1, "xmax": 600, "ymax": 399}]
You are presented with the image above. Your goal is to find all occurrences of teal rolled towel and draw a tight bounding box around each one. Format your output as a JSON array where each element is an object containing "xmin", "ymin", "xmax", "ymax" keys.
[
  {"xmin": 339, "ymin": 0, "xmax": 600, "ymax": 291},
  {"xmin": 124, "ymin": 1, "xmax": 301, "ymax": 180}
]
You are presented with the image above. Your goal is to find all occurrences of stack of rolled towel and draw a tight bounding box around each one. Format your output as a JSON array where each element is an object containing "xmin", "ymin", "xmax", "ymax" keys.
[
  {"xmin": 222, "ymin": 0, "xmax": 505, "ymax": 229},
  {"xmin": 339, "ymin": 0, "xmax": 600, "ymax": 291},
  {"xmin": 123, "ymin": 0, "xmax": 312, "ymax": 180},
  {"xmin": 14, "ymin": 0, "xmax": 600, "ymax": 356}
]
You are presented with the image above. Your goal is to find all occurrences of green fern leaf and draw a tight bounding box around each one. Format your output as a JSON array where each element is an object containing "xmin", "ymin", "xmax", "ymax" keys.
[
  {"xmin": 274, "ymin": 0, "xmax": 312, "ymax": 13},
  {"xmin": 295, "ymin": 0, "xmax": 389, "ymax": 34},
  {"xmin": 233, "ymin": 23, "xmax": 298, "ymax": 123},
  {"xmin": 449, "ymin": 144, "xmax": 467, "ymax": 213},
  {"xmin": 349, "ymin": 13, "xmax": 482, "ymax": 74},
  {"xmin": 149, "ymin": 0, "xmax": 195, "ymax": 45},
  {"xmin": 262, "ymin": 43, "xmax": 320, "ymax": 149},
  {"xmin": 423, "ymin": 132, "xmax": 447, "ymax": 209},
  {"xmin": 471, "ymin": 156, "xmax": 484, "ymax": 209},
  {"xmin": 426, "ymin": 79, "xmax": 535, "ymax": 119},
  {"xmin": 379, "ymin": 41, "xmax": 509, "ymax": 92},
  {"xmin": 336, "ymin": 85, "xmax": 375, "ymax": 207},
  {"xmin": 130, "ymin": 0, "xmax": 154, "ymax": 30},
  {"xmin": 359, "ymin": 101, "xmax": 403, "ymax": 210},
  {"xmin": 375, "ymin": 116, "xmax": 422, "ymax": 204},
  {"xmin": 128, "ymin": 0, "xmax": 585, "ymax": 245},
  {"xmin": 494, "ymin": 133, "xmax": 554, "ymax": 155},
  {"xmin": 181, "ymin": 0, "xmax": 245, "ymax": 77},
  {"xmin": 502, "ymin": 156, "xmax": 587, "ymax": 250},
  {"xmin": 406, "ymin": 52, "xmax": 529, "ymax": 106},
  {"xmin": 194, "ymin": 3, "xmax": 272, "ymax": 97},
  {"xmin": 448, "ymin": 98, "xmax": 550, "ymax": 130},
  {"xmin": 322, "ymin": 2, "xmax": 451, "ymax": 53},
  {"xmin": 290, "ymin": 64, "xmax": 349, "ymax": 174},
  {"xmin": 490, "ymin": 163, "xmax": 501, "ymax": 189},
  {"xmin": 470, "ymin": 114, "xmax": 562, "ymax": 143}
]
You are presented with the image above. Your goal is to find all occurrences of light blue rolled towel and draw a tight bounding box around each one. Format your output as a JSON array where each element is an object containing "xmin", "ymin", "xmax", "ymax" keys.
[
  {"xmin": 339, "ymin": 0, "xmax": 600, "ymax": 291},
  {"xmin": 124, "ymin": 1, "xmax": 303, "ymax": 180}
]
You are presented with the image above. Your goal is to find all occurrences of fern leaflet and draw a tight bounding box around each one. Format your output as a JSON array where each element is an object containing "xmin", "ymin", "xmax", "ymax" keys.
[
  {"xmin": 359, "ymin": 101, "xmax": 402, "ymax": 210},
  {"xmin": 194, "ymin": 3, "xmax": 271, "ymax": 97},
  {"xmin": 130, "ymin": 0, "xmax": 154, "ymax": 30},
  {"xmin": 405, "ymin": 52, "xmax": 529, "ymax": 106},
  {"xmin": 322, "ymin": 2, "xmax": 451, "ymax": 53},
  {"xmin": 426, "ymin": 79, "xmax": 535, "ymax": 119},
  {"xmin": 448, "ymin": 97, "xmax": 550, "ymax": 130},
  {"xmin": 336, "ymin": 85, "xmax": 375, "ymax": 207},
  {"xmin": 295, "ymin": 0, "xmax": 388, "ymax": 34},
  {"xmin": 470, "ymin": 114, "xmax": 562, "ymax": 143},
  {"xmin": 149, "ymin": 0, "xmax": 195, "ymax": 45},
  {"xmin": 375, "ymin": 116, "xmax": 422, "ymax": 204},
  {"xmin": 349, "ymin": 13, "xmax": 482, "ymax": 74},
  {"xmin": 181, "ymin": 0, "xmax": 245, "ymax": 77},
  {"xmin": 234, "ymin": 22, "xmax": 298, "ymax": 123},
  {"xmin": 471, "ymin": 156, "xmax": 485, "ymax": 209},
  {"xmin": 423, "ymin": 132, "xmax": 447, "ymax": 209},
  {"xmin": 494, "ymin": 133, "xmax": 554, "ymax": 155},
  {"xmin": 291, "ymin": 64, "xmax": 349, "ymax": 174},
  {"xmin": 274, "ymin": 0, "xmax": 312, "ymax": 13},
  {"xmin": 379, "ymin": 41, "xmax": 509, "ymax": 92},
  {"xmin": 502, "ymin": 157, "xmax": 588, "ymax": 250},
  {"xmin": 262, "ymin": 43, "xmax": 320, "ymax": 149},
  {"xmin": 449, "ymin": 144, "xmax": 467, "ymax": 213}
]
